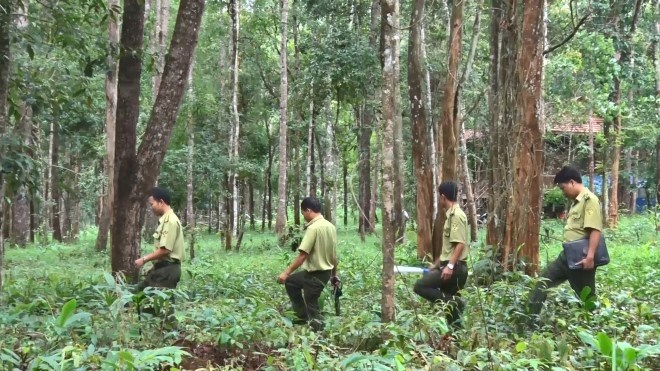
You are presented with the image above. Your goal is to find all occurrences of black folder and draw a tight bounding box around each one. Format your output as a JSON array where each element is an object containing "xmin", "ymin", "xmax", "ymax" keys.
[{"xmin": 562, "ymin": 235, "xmax": 610, "ymax": 270}]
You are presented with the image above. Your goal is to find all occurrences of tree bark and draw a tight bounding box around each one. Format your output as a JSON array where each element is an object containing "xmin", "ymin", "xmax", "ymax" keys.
[
  {"xmin": 380, "ymin": 0, "xmax": 397, "ymax": 324},
  {"xmin": 51, "ymin": 120, "xmax": 63, "ymax": 243},
  {"xmin": 306, "ymin": 86, "xmax": 316, "ymax": 197},
  {"xmin": 322, "ymin": 97, "xmax": 338, "ymax": 225},
  {"xmin": 343, "ymin": 158, "xmax": 348, "ymax": 226},
  {"xmin": 70, "ymin": 157, "xmax": 81, "ymax": 241},
  {"xmin": 505, "ymin": 0, "xmax": 544, "ymax": 275},
  {"xmin": 458, "ymin": 0, "xmax": 483, "ymax": 242},
  {"xmin": 408, "ymin": 0, "xmax": 433, "ymax": 259},
  {"xmin": 274, "ymin": 0, "xmax": 289, "ymax": 237},
  {"xmin": 589, "ymin": 115, "xmax": 595, "ymax": 192},
  {"xmin": 228, "ymin": 0, "xmax": 240, "ymax": 236},
  {"xmin": 96, "ymin": 0, "xmax": 120, "ymax": 251},
  {"xmin": 111, "ymin": 0, "xmax": 205, "ymax": 279},
  {"xmin": 152, "ymin": 0, "xmax": 170, "ymax": 95},
  {"xmin": 358, "ymin": 105, "xmax": 373, "ymax": 238},
  {"xmin": 608, "ymin": 0, "xmax": 643, "ymax": 227},
  {"xmin": 186, "ymin": 59, "xmax": 195, "ymax": 232},
  {"xmin": 392, "ymin": 0, "xmax": 405, "ymax": 244},
  {"xmin": 294, "ymin": 141, "xmax": 301, "ymax": 226},
  {"xmin": 432, "ymin": 0, "xmax": 463, "ymax": 261},
  {"xmin": 249, "ymin": 181, "xmax": 255, "ymax": 229},
  {"xmin": 0, "ymin": 0, "xmax": 11, "ymax": 288},
  {"xmin": 421, "ymin": 8, "xmax": 437, "ymax": 223},
  {"xmin": 370, "ymin": 123, "xmax": 380, "ymax": 230},
  {"xmin": 654, "ymin": 0, "xmax": 660, "ymax": 207},
  {"xmin": 359, "ymin": 0, "xmax": 380, "ymax": 238},
  {"xmin": 12, "ymin": 103, "xmax": 33, "ymax": 247}
]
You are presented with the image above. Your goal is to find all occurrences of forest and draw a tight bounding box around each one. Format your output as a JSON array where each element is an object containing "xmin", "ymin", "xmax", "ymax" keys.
[{"xmin": 0, "ymin": 0, "xmax": 659, "ymax": 369}]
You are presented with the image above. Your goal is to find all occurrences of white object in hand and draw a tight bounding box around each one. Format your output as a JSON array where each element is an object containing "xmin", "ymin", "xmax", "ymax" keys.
[{"xmin": 394, "ymin": 265, "xmax": 428, "ymax": 274}]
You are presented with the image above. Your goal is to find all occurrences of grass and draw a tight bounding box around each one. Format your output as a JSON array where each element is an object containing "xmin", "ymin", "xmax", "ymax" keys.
[{"xmin": 1, "ymin": 214, "xmax": 659, "ymax": 370}]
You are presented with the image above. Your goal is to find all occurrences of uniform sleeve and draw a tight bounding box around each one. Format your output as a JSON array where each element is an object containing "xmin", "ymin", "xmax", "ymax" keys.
[
  {"xmin": 583, "ymin": 198, "xmax": 603, "ymax": 231},
  {"xmin": 297, "ymin": 227, "xmax": 317, "ymax": 254},
  {"xmin": 449, "ymin": 214, "xmax": 468, "ymax": 244},
  {"xmin": 158, "ymin": 220, "xmax": 179, "ymax": 251}
]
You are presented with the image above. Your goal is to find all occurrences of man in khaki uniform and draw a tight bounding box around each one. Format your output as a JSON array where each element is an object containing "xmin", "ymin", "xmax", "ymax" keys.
[
  {"xmin": 528, "ymin": 166, "xmax": 602, "ymax": 317},
  {"xmin": 135, "ymin": 187, "xmax": 185, "ymax": 292},
  {"xmin": 414, "ymin": 181, "xmax": 469, "ymax": 327},
  {"xmin": 278, "ymin": 197, "xmax": 338, "ymax": 331}
]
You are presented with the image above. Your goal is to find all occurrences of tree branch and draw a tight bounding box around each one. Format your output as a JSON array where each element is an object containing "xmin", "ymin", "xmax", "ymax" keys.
[{"xmin": 543, "ymin": 12, "xmax": 591, "ymax": 56}]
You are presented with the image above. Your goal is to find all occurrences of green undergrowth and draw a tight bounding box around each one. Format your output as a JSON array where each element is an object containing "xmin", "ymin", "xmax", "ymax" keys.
[{"xmin": 1, "ymin": 215, "xmax": 659, "ymax": 370}]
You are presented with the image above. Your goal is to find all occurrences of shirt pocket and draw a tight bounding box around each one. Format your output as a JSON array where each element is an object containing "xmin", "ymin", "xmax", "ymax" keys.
[
  {"xmin": 443, "ymin": 224, "xmax": 450, "ymax": 237},
  {"xmin": 568, "ymin": 208, "xmax": 583, "ymax": 226},
  {"xmin": 153, "ymin": 224, "xmax": 163, "ymax": 241}
]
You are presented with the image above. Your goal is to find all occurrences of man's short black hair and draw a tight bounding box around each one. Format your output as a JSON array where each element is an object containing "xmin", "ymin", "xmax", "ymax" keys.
[
  {"xmin": 151, "ymin": 187, "xmax": 172, "ymax": 205},
  {"xmin": 438, "ymin": 181, "xmax": 459, "ymax": 202},
  {"xmin": 554, "ymin": 166, "xmax": 582, "ymax": 184},
  {"xmin": 301, "ymin": 197, "xmax": 322, "ymax": 213}
]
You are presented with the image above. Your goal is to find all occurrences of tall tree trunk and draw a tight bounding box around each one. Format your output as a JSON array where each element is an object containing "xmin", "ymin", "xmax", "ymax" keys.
[
  {"xmin": 51, "ymin": 120, "xmax": 63, "ymax": 243},
  {"xmin": 294, "ymin": 143, "xmax": 301, "ymax": 226},
  {"xmin": 70, "ymin": 157, "xmax": 81, "ymax": 240},
  {"xmin": 588, "ymin": 115, "xmax": 595, "ymax": 192},
  {"xmin": 458, "ymin": 0, "xmax": 483, "ymax": 242},
  {"xmin": 152, "ymin": 0, "xmax": 170, "ymax": 95},
  {"xmin": 267, "ymin": 135, "xmax": 274, "ymax": 230},
  {"xmin": 370, "ymin": 123, "xmax": 380, "ymax": 230},
  {"xmin": 380, "ymin": 0, "xmax": 397, "ymax": 324},
  {"xmin": 306, "ymin": 86, "xmax": 316, "ymax": 197},
  {"xmin": 432, "ymin": 0, "xmax": 463, "ymax": 261},
  {"xmin": 654, "ymin": 0, "xmax": 660, "ymax": 207},
  {"xmin": 249, "ymin": 181, "xmax": 255, "ymax": 229},
  {"xmin": 343, "ymin": 158, "xmax": 348, "ymax": 227},
  {"xmin": 0, "ymin": 0, "xmax": 11, "ymax": 288},
  {"xmin": 358, "ymin": 105, "xmax": 373, "ymax": 239},
  {"xmin": 487, "ymin": 0, "xmax": 509, "ymax": 248},
  {"xmin": 421, "ymin": 9, "xmax": 437, "ymax": 223},
  {"xmin": 408, "ymin": 0, "xmax": 433, "ymax": 259},
  {"xmin": 322, "ymin": 97, "xmax": 338, "ymax": 225},
  {"xmin": 359, "ymin": 0, "xmax": 380, "ymax": 239},
  {"xmin": 274, "ymin": 0, "xmax": 289, "ymax": 237},
  {"xmin": 608, "ymin": 0, "xmax": 643, "ymax": 227},
  {"xmin": 96, "ymin": 0, "xmax": 120, "ymax": 251},
  {"xmin": 111, "ymin": 0, "xmax": 205, "ymax": 279},
  {"xmin": 12, "ymin": 103, "xmax": 32, "ymax": 247},
  {"xmin": 228, "ymin": 0, "xmax": 240, "ymax": 236},
  {"xmin": 486, "ymin": 1, "xmax": 544, "ymax": 274},
  {"xmin": 391, "ymin": 0, "xmax": 405, "ymax": 244},
  {"xmin": 186, "ymin": 59, "xmax": 195, "ymax": 231},
  {"xmin": 504, "ymin": 0, "xmax": 544, "ymax": 275}
]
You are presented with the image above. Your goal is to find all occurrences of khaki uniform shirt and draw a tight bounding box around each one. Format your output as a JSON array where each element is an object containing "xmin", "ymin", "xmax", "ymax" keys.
[
  {"xmin": 440, "ymin": 203, "xmax": 469, "ymax": 262},
  {"xmin": 299, "ymin": 215, "xmax": 337, "ymax": 272},
  {"xmin": 564, "ymin": 187, "xmax": 603, "ymax": 242},
  {"xmin": 154, "ymin": 209, "xmax": 185, "ymax": 262}
]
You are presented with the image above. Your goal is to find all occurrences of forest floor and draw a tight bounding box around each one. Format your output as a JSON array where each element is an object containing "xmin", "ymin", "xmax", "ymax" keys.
[{"xmin": 1, "ymin": 214, "xmax": 659, "ymax": 370}]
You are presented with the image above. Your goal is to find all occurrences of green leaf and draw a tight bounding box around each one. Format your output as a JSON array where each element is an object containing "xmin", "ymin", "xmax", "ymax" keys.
[
  {"xmin": 596, "ymin": 332, "xmax": 613, "ymax": 357},
  {"xmin": 57, "ymin": 299, "xmax": 77, "ymax": 328},
  {"xmin": 516, "ymin": 342, "xmax": 527, "ymax": 353},
  {"xmin": 622, "ymin": 347, "xmax": 637, "ymax": 366},
  {"xmin": 64, "ymin": 312, "xmax": 91, "ymax": 328},
  {"xmin": 342, "ymin": 354, "xmax": 370, "ymax": 368},
  {"xmin": 26, "ymin": 44, "xmax": 34, "ymax": 60}
]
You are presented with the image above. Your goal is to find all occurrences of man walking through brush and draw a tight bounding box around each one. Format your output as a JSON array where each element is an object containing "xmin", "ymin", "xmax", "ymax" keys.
[{"xmin": 278, "ymin": 197, "xmax": 338, "ymax": 332}]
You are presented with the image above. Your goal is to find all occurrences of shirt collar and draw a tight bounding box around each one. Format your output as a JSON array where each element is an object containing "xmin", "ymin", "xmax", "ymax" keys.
[
  {"xmin": 159, "ymin": 209, "xmax": 174, "ymax": 223},
  {"xmin": 575, "ymin": 187, "xmax": 589, "ymax": 202},
  {"xmin": 305, "ymin": 215, "xmax": 324, "ymax": 228},
  {"xmin": 445, "ymin": 203, "xmax": 459, "ymax": 217}
]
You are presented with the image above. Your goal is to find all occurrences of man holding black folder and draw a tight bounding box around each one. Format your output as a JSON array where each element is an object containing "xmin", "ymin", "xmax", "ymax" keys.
[{"xmin": 528, "ymin": 166, "xmax": 603, "ymax": 318}]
